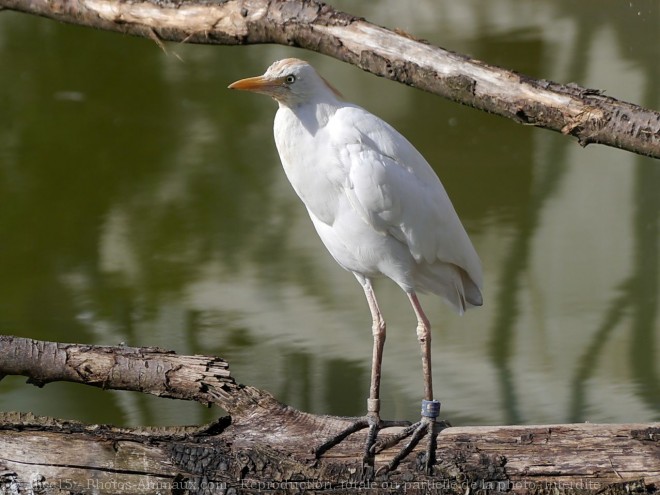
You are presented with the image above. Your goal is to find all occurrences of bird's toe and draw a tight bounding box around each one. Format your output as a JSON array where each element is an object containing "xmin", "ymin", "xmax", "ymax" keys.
[
  {"xmin": 313, "ymin": 417, "xmax": 371, "ymax": 459},
  {"xmin": 374, "ymin": 415, "xmax": 449, "ymax": 475}
]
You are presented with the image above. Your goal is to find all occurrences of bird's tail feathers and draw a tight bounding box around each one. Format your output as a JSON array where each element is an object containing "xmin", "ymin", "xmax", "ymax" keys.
[{"xmin": 415, "ymin": 262, "xmax": 483, "ymax": 315}]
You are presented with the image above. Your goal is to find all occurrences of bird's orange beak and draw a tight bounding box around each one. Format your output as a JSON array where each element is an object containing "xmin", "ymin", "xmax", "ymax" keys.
[{"xmin": 228, "ymin": 75, "xmax": 280, "ymax": 93}]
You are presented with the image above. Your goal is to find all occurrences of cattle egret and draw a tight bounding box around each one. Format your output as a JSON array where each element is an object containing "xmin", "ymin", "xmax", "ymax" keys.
[{"xmin": 229, "ymin": 59, "xmax": 482, "ymax": 471}]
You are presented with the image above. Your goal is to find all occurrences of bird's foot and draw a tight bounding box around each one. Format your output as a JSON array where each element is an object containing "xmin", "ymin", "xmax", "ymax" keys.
[
  {"xmin": 314, "ymin": 401, "xmax": 448, "ymax": 476},
  {"xmin": 373, "ymin": 400, "xmax": 449, "ymax": 475},
  {"xmin": 314, "ymin": 414, "xmax": 411, "ymax": 460}
]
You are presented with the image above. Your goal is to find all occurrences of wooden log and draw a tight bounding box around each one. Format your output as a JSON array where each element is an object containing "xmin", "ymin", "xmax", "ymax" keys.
[
  {"xmin": 0, "ymin": 413, "xmax": 658, "ymax": 494},
  {"xmin": 0, "ymin": 336, "xmax": 659, "ymax": 494},
  {"xmin": 0, "ymin": 0, "xmax": 658, "ymax": 159}
]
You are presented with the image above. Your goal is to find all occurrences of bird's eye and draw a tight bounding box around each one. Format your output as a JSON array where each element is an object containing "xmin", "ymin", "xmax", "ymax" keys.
[{"xmin": 285, "ymin": 75, "xmax": 296, "ymax": 84}]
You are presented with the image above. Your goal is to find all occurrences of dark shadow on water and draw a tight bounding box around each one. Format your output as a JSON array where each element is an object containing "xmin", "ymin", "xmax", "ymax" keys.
[{"xmin": 568, "ymin": 5, "xmax": 659, "ymax": 422}]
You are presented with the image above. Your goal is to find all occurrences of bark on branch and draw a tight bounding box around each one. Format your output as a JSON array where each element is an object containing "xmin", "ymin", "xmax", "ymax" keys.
[
  {"xmin": 1, "ymin": 0, "xmax": 658, "ymax": 159},
  {"xmin": 1, "ymin": 335, "xmax": 659, "ymax": 494}
]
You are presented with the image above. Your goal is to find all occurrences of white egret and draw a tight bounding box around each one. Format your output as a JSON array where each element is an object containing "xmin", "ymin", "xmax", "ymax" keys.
[{"xmin": 229, "ymin": 59, "xmax": 482, "ymax": 471}]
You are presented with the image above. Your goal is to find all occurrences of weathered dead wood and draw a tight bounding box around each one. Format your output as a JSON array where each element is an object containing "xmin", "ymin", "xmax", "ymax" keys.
[
  {"xmin": 0, "ymin": 0, "xmax": 658, "ymax": 159},
  {"xmin": 0, "ymin": 335, "xmax": 659, "ymax": 494}
]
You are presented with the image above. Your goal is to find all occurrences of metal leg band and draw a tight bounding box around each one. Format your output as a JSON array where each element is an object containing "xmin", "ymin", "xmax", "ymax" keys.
[{"xmin": 421, "ymin": 400, "xmax": 441, "ymax": 418}]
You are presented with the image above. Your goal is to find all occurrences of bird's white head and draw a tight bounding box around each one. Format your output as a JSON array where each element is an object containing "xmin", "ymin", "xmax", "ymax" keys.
[{"xmin": 228, "ymin": 58, "xmax": 342, "ymax": 107}]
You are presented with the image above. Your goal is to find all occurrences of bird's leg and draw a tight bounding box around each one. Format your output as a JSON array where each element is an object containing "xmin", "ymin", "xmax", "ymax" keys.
[
  {"xmin": 409, "ymin": 291, "xmax": 433, "ymax": 403},
  {"xmin": 374, "ymin": 292, "xmax": 445, "ymax": 474},
  {"xmin": 365, "ymin": 282, "xmax": 385, "ymax": 412},
  {"xmin": 364, "ymin": 280, "xmax": 386, "ymax": 456},
  {"xmin": 314, "ymin": 280, "xmax": 409, "ymax": 465}
]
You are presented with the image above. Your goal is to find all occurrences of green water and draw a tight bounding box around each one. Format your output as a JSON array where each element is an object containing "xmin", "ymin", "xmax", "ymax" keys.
[{"xmin": 0, "ymin": 1, "xmax": 658, "ymax": 428}]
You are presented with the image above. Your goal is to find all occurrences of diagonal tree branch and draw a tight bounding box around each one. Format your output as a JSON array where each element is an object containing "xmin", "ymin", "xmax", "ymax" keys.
[
  {"xmin": 0, "ymin": 335, "xmax": 271, "ymax": 417},
  {"xmin": 1, "ymin": 0, "xmax": 658, "ymax": 159}
]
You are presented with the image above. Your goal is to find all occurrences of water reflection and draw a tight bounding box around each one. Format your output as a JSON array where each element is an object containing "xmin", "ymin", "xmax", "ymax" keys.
[{"xmin": 0, "ymin": 1, "xmax": 658, "ymax": 428}]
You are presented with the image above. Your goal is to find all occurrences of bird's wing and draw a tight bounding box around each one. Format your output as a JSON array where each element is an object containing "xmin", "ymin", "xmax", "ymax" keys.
[{"xmin": 327, "ymin": 105, "xmax": 482, "ymax": 287}]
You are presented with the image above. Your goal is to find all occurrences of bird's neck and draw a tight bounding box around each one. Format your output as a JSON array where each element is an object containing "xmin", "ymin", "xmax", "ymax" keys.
[{"xmin": 279, "ymin": 99, "xmax": 341, "ymax": 135}]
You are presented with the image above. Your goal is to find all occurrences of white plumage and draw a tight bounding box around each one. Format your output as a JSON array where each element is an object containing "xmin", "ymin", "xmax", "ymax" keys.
[{"xmin": 229, "ymin": 58, "xmax": 482, "ymax": 466}]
